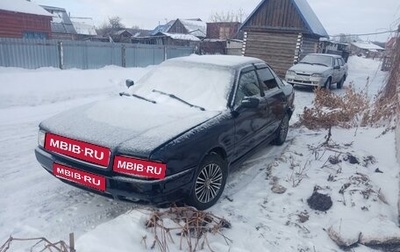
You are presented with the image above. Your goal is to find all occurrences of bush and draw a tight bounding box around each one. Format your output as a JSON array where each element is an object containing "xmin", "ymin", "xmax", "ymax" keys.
[{"xmin": 299, "ymin": 85, "xmax": 369, "ymax": 130}]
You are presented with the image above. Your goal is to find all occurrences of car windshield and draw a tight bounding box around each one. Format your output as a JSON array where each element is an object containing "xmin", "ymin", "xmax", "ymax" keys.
[
  {"xmin": 300, "ymin": 55, "xmax": 333, "ymax": 67},
  {"xmin": 128, "ymin": 60, "xmax": 235, "ymax": 111}
]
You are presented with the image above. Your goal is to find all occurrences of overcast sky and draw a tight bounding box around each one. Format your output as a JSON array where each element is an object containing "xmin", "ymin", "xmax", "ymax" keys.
[{"xmin": 32, "ymin": 0, "xmax": 400, "ymax": 42}]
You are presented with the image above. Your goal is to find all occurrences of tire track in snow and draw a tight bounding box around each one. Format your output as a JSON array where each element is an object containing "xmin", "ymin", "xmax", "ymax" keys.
[{"xmin": 223, "ymin": 135, "xmax": 294, "ymax": 199}]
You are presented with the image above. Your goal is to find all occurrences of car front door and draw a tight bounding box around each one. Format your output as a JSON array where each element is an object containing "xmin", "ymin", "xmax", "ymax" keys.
[
  {"xmin": 333, "ymin": 58, "xmax": 342, "ymax": 83},
  {"xmin": 232, "ymin": 68, "xmax": 270, "ymax": 159}
]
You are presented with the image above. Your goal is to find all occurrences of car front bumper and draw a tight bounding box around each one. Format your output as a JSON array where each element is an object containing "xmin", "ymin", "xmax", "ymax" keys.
[
  {"xmin": 285, "ymin": 75, "xmax": 326, "ymax": 87},
  {"xmin": 35, "ymin": 147, "xmax": 195, "ymax": 205}
]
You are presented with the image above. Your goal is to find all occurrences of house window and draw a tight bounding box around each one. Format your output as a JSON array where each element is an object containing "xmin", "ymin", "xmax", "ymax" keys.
[{"xmin": 23, "ymin": 31, "xmax": 48, "ymax": 39}]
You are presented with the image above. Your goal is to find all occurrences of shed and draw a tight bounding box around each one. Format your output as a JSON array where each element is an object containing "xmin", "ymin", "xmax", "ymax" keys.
[
  {"xmin": 350, "ymin": 41, "xmax": 385, "ymax": 59},
  {"xmin": 0, "ymin": 0, "xmax": 52, "ymax": 39},
  {"xmin": 132, "ymin": 32, "xmax": 200, "ymax": 48},
  {"xmin": 382, "ymin": 37, "xmax": 398, "ymax": 71},
  {"xmin": 151, "ymin": 19, "xmax": 206, "ymax": 39},
  {"xmin": 240, "ymin": 0, "xmax": 328, "ymax": 77},
  {"xmin": 111, "ymin": 29, "xmax": 133, "ymax": 43}
]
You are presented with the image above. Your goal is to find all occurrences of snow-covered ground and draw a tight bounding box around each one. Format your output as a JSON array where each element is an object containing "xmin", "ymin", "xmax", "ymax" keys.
[{"xmin": 0, "ymin": 56, "xmax": 397, "ymax": 252}]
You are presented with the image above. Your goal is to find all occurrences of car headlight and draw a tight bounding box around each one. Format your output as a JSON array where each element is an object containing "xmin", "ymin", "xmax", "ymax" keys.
[
  {"xmin": 38, "ymin": 130, "xmax": 46, "ymax": 147},
  {"xmin": 311, "ymin": 73, "xmax": 323, "ymax": 77},
  {"xmin": 286, "ymin": 70, "xmax": 296, "ymax": 76}
]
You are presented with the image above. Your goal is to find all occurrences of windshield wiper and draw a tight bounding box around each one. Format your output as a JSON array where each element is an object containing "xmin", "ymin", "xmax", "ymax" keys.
[
  {"xmin": 119, "ymin": 92, "xmax": 157, "ymax": 104},
  {"xmin": 152, "ymin": 89, "xmax": 205, "ymax": 111}
]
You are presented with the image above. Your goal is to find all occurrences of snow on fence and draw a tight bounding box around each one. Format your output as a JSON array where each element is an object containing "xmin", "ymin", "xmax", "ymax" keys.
[{"xmin": 0, "ymin": 38, "xmax": 194, "ymax": 69}]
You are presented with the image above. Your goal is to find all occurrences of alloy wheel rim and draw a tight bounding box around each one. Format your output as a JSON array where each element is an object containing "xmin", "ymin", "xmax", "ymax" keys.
[{"xmin": 195, "ymin": 163, "xmax": 223, "ymax": 203}]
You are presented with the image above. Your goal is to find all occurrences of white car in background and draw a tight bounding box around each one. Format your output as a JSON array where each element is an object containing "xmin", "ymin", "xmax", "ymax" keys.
[{"xmin": 285, "ymin": 53, "xmax": 348, "ymax": 89}]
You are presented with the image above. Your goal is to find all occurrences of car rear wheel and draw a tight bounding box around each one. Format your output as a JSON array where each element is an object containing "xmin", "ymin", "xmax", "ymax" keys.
[
  {"xmin": 337, "ymin": 77, "xmax": 345, "ymax": 89},
  {"xmin": 272, "ymin": 113, "xmax": 289, "ymax": 146},
  {"xmin": 187, "ymin": 153, "xmax": 227, "ymax": 210}
]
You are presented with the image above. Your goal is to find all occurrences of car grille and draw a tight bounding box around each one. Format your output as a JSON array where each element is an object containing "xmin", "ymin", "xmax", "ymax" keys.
[
  {"xmin": 294, "ymin": 80, "xmax": 312, "ymax": 84},
  {"xmin": 296, "ymin": 73, "xmax": 311, "ymax": 77}
]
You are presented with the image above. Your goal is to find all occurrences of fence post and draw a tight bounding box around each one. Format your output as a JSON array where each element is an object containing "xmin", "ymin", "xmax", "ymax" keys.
[
  {"xmin": 164, "ymin": 45, "xmax": 168, "ymax": 61},
  {"xmin": 57, "ymin": 41, "xmax": 64, "ymax": 69},
  {"xmin": 121, "ymin": 44, "xmax": 126, "ymax": 67},
  {"xmin": 69, "ymin": 233, "xmax": 75, "ymax": 252}
]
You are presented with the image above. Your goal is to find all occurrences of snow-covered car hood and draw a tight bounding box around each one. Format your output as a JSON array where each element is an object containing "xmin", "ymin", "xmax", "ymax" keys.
[
  {"xmin": 289, "ymin": 63, "xmax": 330, "ymax": 74},
  {"xmin": 40, "ymin": 96, "xmax": 220, "ymax": 157}
]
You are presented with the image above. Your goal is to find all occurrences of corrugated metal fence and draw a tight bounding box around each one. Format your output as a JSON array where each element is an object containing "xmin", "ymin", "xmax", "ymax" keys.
[{"xmin": 0, "ymin": 38, "xmax": 195, "ymax": 69}]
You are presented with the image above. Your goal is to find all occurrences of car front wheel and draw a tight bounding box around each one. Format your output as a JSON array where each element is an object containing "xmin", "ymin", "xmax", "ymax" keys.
[
  {"xmin": 324, "ymin": 78, "xmax": 332, "ymax": 90},
  {"xmin": 187, "ymin": 153, "xmax": 227, "ymax": 210}
]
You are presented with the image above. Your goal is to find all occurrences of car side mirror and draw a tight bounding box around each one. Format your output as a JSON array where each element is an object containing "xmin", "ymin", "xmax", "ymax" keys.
[
  {"xmin": 240, "ymin": 96, "xmax": 259, "ymax": 109},
  {"xmin": 126, "ymin": 79, "xmax": 134, "ymax": 88}
]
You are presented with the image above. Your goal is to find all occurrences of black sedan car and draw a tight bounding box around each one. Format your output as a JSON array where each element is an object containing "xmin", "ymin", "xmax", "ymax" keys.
[{"xmin": 35, "ymin": 55, "xmax": 295, "ymax": 210}]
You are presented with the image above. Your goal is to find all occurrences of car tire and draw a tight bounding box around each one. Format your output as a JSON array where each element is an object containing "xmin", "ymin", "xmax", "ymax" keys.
[
  {"xmin": 187, "ymin": 153, "xmax": 227, "ymax": 210},
  {"xmin": 272, "ymin": 113, "xmax": 289, "ymax": 146},
  {"xmin": 337, "ymin": 77, "xmax": 345, "ymax": 89},
  {"xmin": 324, "ymin": 78, "xmax": 332, "ymax": 90}
]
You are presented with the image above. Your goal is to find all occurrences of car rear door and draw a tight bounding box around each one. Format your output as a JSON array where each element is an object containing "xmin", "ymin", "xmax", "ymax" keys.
[
  {"xmin": 337, "ymin": 57, "xmax": 347, "ymax": 79},
  {"xmin": 256, "ymin": 65, "xmax": 286, "ymax": 136}
]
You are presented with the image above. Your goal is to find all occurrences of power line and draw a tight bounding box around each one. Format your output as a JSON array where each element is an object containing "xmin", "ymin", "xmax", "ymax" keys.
[{"xmin": 330, "ymin": 30, "xmax": 397, "ymax": 37}]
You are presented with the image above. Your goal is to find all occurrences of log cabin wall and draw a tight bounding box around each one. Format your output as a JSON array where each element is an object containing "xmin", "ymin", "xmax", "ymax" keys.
[{"xmin": 243, "ymin": 31, "xmax": 298, "ymax": 77}]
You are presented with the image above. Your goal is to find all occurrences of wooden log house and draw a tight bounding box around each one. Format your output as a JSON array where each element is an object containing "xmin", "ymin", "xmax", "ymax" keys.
[
  {"xmin": 0, "ymin": 0, "xmax": 52, "ymax": 39},
  {"xmin": 240, "ymin": 0, "xmax": 328, "ymax": 77}
]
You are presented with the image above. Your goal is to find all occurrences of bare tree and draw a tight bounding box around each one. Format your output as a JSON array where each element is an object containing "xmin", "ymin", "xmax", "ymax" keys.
[
  {"xmin": 109, "ymin": 16, "xmax": 125, "ymax": 29},
  {"xmin": 209, "ymin": 9, "xmax": 246, "ymax": 23},
  {"xmin": 96, "ymin": 16, "xmax": 126, "ymax": 36}
]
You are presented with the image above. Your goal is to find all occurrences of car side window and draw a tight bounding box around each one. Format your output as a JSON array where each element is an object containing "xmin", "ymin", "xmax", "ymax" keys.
[
  {"xmin": 234, "ymin": 70, "xmax": 260, "ymax": 105},
  {"xmin": 335, "ymin": 58, "xmax": 341, "ymax": 67},
  {"xmin": 257, "ymin": 67, "xmax": 279, "ymax": 91}
]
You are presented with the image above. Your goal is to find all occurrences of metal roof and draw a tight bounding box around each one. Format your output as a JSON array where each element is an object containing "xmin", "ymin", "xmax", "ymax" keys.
[
  {"xmin": 240, "ymin": 0, "xmax": 328, "ymax": 37},
  {"xmin": 40, "ymin": 5, "xmax": 77, "ymax": 34},
  {"xmin": 70, "ymin": 17, "xmax": 97, "ymax": 36},
  {"xmin": 179, "ymin": 19, "xmax": 206, "ymax": 37},
  {"xmin": 293, "ymin": 0, "xmax": 328, "ymax": 37},
  {"xmin": 150, "ymin": 20, "xmax": 174, "ymax": 36},
  {"xmin": 158, "ymin": 32, "xmax": 200, "ymax": 41},
  {"xmin": 351, "ymin": 42, "xmax": 385, "ymax": 51},
  {"xmin": 0, "ymin": 0, "xmax": 52, "ymax": 17}
]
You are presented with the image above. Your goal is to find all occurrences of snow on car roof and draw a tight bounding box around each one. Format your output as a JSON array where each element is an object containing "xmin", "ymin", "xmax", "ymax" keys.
[
  {"xmin": 306, "ymin": 53, "xmax": 343, "ymax": 58},
  {"xmin": 168, "ymin": 55, "xmax": 264, "ymax": 68}
]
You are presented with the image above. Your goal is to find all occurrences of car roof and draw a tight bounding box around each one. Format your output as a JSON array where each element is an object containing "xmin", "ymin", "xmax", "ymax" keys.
[
  {"xmin": 306, "ymin": 53, "xmax": 343, "ymax": 58},
  {"xmin": 166, "ymin": 55, "xmax": 265, "ymax": 68}
]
